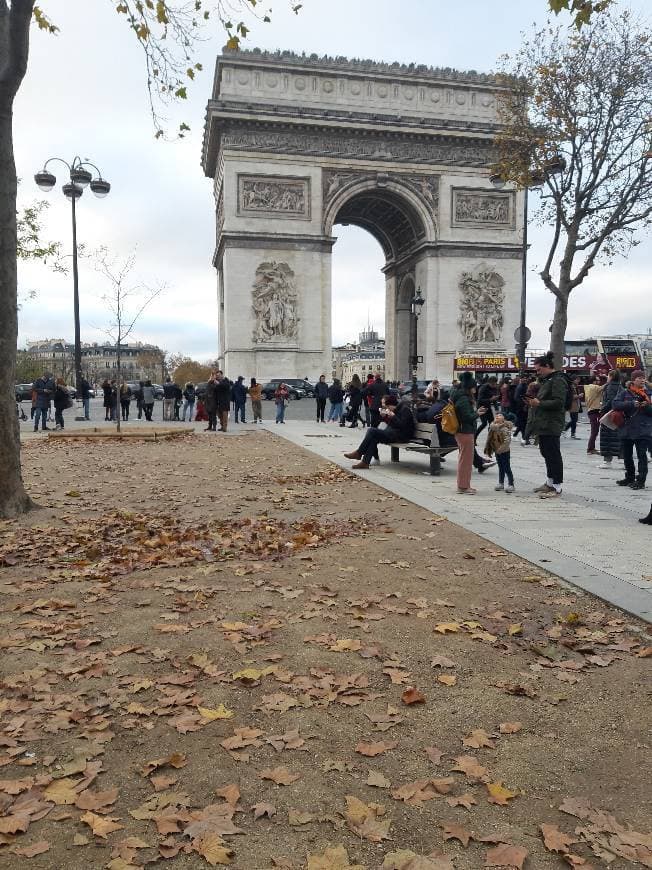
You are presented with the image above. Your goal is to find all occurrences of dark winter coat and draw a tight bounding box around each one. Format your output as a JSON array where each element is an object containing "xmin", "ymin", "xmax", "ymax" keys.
[
  {"xmin": 163, "ymin": 382, "xmax": 182, "ymax": 400},
  {"xmin": 328, "ymin": 384, "xmax": 344, "ymax": 403},
  {"xmin": 348, "ymin": 386, "xmax": 362, "ymax": 411},
  {"xmin": 214, "ymin": 378, "xmax": 232, "ymax": 412},
  {"xmin": 613, "ymin": 386, "xmax": 652, "ymax": 442},
  {"xmin": 53, "ymin": 385, "xmax": 70, "ymax": 411},
  {"xmin": 232, "ymin": 381, "xmax": 248, "ymax": 403},
  {"xmin": 80, "ymin": 378, "xmax": 91, "ymax": 400},
  {"xmin": 529, "ymin": 371, "xmax": 567, "ymax": 437},
  {"xmin": 600, "ymin": 380, "xmax": 621, "ymax": 413},
  {"xmin": 385, "ymin": 402, "xmax": 415, "ymax": 441},
  {"xmin": 204, "ymin": 380, "xmax": 219, "ymax": 414},
  {"xmin": 450, "ymin": 386, "xmax": 478, "ymax": 435},
  {"xmin": 477, "ymin": 382, "xmax": 498, "ymax": 409},
  {"xmin": 362, "ymin": 378, "xmax": 387, "ymax": 411},
  {"xmin": 33, "ymin": 376, "xmax": 54, "ymax": 410},
  {"xmin": 183, "ymin": 385, "xmax": 196, "ymax": 402},
  {"xmin": 315, "ymin": 381, "xmax": 329, "ymax": 400}
]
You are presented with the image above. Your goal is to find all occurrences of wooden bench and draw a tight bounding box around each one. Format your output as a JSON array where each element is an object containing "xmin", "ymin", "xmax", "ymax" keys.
[{"xmin": 389, "ymin": 421, "xmax": 458, "ymax": 476}]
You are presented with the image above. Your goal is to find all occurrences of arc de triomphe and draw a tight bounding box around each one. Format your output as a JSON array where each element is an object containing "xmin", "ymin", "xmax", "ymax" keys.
[{"xmin": 201, "ymin": 50, "xmax": 524, "ymax": 381}]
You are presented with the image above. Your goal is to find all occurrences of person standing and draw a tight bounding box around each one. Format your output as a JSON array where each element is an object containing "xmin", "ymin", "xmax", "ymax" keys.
[
  {"xmin": 53, "ymin": 378, "xmax": 70, "ymax": 430},
  {"xmin": 204, "ymin": 372, "xmax": 218, "ymax": 431},
  {"xmin": 499, "ymin": 377, "xmax": 513, "ymax": 414},
  {"xmin": 141, "ymin": 380, "xmax": 156, "ymax": 422},
  {"xmin": 362, "ymin": 372, "xmax": 387, "ymax": 427},
  {"xmin": 214, "ymin": 371, "xmax": 232, "ymax": 431},
  {"xmin": 451, "ymin": 371, "xmax": 485, "ymax": 494},
  {"xmin": 32, "ymin": 372, "xmax": 53, "ymax": 432},
  {"xmin": 102, "ymin": 379, "xmax": 113, "ymax": 421},
  {"xmin": 181, "ymin": 382, "xmax": 196, "ymax": 422},
  {"xmin": 162, "ymin": 378, "xmax": 176, "ymax": 421},
  {"xmin": 598, "ymin": 369, "xmax": 623, "ymax": 468},
  {"xmin": 476, "ymin": 376, "xmax": 498, "ymax": 440},
  {"xmin": 80, "ymin": 376, "xmax": 91, "ymax": 421},
  {"xmin": 512, "ymin": 374, "xmax": 530, "ymax": 444},
  {"xmin": 563, "ymin": 375, "xmax": 582, "ymax": 438},
  {"xmin": 527, "ymin": 352, "xmax": 567, "ymax": 499},
  {"xmin": 249, "ymin": 378, "xmax": 263, "ymax": 423},
  {"xmin": 315, "ymin": 375, "xmax": 328, "ymax": 423},
  {"xmin": 612, "ymin": 370, "xmax": 652, "ymax": 490},
  {"xmin": 135, "ymin": 381, "xmax": 144, "ymax": 419},
  {"xmin": 346, "ymin": 374, "xmax": 365, "ymax": 428},
  {"xmin": 583, "ymin": 374, "xmax": 605, "ymax": 455},
  {"xmin": 232, "ymin": 376, "xmax": 248, "ymax": 424},
  {"xmin": 274, "ymin": 382, "xmax": 289, "ymax": 424},
  {"xmin": 119, "ymin": 381, "xmax": 132, "ymax": 421},
  {"xmin": 327, "ymin": 378, "xmax": 344, "ymax": 422}
]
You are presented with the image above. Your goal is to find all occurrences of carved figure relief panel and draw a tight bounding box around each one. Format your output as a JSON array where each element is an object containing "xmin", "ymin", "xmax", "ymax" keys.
[
  {"xmin": 458, "ymin": 263, "xmax": 505, "ymax": 346},
  {"xmin": 322, "ymin": 169, "xmax": 439, "ymax": 215},
  {"xmin": 451, "ymin": 188, "xmax": 514, "ymax": 229},
  {"xmin": 238, "ymin": 174, "xmax": 311, "ymax": 220},
  {"xmin": 252, "ymin": 261, "xmax": 300, "ymax": 345}
]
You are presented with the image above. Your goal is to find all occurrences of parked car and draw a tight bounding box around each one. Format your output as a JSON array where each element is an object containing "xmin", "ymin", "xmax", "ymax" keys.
[
  {"xmin": 261, "ymin": 380, "xmax": 305, "ymax": 400},
  {"xmin": 283, "ymin": 378, "xmax": 314, "ymax": 397},
  {"xmin": 398, "ymin": 379, "xmax": 432, "ymax": 397},
  {"xmin": 14, "ymin": 383, "xmax": 34, "ymax": 402}
]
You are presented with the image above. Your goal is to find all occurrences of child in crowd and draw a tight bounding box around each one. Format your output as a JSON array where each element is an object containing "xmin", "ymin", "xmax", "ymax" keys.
[{"xmin": 485, "ymin": 412, "xmax": 515, "ymax": 493}]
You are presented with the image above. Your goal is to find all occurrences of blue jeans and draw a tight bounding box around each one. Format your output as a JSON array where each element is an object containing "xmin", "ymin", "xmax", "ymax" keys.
[
  {"xmin": 181, "ymin": 400, "xmax": 194, "ymax": 421},
  {"xmin": 234, "ymin": 401, "xmax": 246, "ymax": 423},
  {"xmin": 496, "ymin": 451, "xmax": 514, "ymax": 486},
  {"xmin": 275, "ymin": 402, "xmax": 286, "ymax": 423},
  {"xmin": 328, "ymin": 402, "xmax": 343, "ymax": 421},
  {"xmin": 33, "ymin": 407, "xmax": 48, "ymax": 430},
  {"xmin": 82, "ymin": 397, "xmax": 90, "ymax": 419}
]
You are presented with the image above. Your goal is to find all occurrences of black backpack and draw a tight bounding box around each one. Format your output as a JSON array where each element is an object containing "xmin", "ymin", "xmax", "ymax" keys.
[{"xmin": 561, "ymin": 373, "xmax": 574, "ymax": 411}]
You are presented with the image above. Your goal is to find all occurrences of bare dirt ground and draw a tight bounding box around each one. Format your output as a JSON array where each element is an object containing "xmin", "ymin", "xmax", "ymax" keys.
[{"xmin": 0, "ymin": 431, "xmax": 650, "ymax": 870}]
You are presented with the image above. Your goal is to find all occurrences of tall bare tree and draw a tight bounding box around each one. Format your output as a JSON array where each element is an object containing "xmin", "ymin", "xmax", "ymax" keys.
[
  {"xmin": 494, "ymin": 10, "xmax": 652, "ymax": 366},
  {"xmin": 95, "ymin": 248, "xmax": 164, "ymax": 432}
]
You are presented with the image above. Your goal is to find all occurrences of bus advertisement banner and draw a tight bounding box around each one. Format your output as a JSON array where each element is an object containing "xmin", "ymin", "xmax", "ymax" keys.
[{"xmin": 454, "ymin": 353, "xmax": 642, "ymax": 373}]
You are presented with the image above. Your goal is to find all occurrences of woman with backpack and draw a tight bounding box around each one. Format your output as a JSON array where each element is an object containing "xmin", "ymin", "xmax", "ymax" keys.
[
  {"xmin": 119, "ymin": 381, "xmax": 132, "ymax": 421},
  {"xmin": 598, "ymin": 369, "xmax": 623, "ymax": 469}
]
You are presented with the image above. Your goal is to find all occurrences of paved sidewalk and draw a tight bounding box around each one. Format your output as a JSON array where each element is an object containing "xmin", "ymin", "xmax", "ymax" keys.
[{"xmin": 266, "ymin": 419, "xmax": 652, "ymax": 623}]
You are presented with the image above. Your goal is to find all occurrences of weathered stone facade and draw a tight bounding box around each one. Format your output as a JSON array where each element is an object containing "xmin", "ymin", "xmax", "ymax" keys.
[{"xmin": 202, "ymin": 49, "xmax": 524, "ymax": 381}]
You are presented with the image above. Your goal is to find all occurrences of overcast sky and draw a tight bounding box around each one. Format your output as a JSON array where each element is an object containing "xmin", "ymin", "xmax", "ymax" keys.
[{"xmin": 15, "ymin": 0, "xmax": 652, "ymax": 360}]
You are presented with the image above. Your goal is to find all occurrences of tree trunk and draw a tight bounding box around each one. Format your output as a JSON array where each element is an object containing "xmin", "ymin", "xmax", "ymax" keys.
[
  {"xmin": 0, "ymin": 96, "xmax": 35, "ymax": 518},
  {"xmin": 549, "ymin": 294, "xmax": 569, "ymax": 371}
]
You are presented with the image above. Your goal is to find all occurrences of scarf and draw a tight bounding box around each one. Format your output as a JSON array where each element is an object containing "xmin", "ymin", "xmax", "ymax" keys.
[{"xmin": 629, "ymin": 385, "xmax": 650, "ymax": 403}]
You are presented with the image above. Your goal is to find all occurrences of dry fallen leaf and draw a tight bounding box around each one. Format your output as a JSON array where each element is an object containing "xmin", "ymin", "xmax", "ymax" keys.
[
  {"xmin": 259, "ymin": 766, "xmax": 301, "ymax": 786},
  {"xmin": 198, "ymin": 704, "xmax": 234, "ymax": 721},
  {"xmin": 307, "ymin": 844, "xmax": 365, "ymax": 869},
  {"xmin": 499, "ymin": 722, "xmax": 522, "ymax": 734},
  {"xmin": 10, "ymin": 840, "xmax": 50, "ymax": 857},
  {"xmin": 486, "ymin": 781, "xmax": 519, "ymax": 806},
  {"xmin": 437, "ymin": 674, "xmax": 458, "ymax": 687},
  {"xmin": 401, "ymin": 687, "xmax": 426, "ymax": 705},
  {"xmin": 442, "ymin": 823, "xmax": 471, "ymax": 847},
  {"xmin": 80, "ymin": 811, "xmax": 125, "ymax": 839},
  {"xmin": 252, "ymin": 802, "xmax": 276, "ymax": 820},
  {"xmin": 540, "ymin": 823, "xmax": 579, "ymax": 853},
  {"xmin": 367, "ymin": 770, "xmax": 391, "ymax": 788},
  {"xmin": 485, "ymin": 843, "xmax": 528, "ymax": 868},
  {"xmin": 343, "ymin": 795, "xmax": 391, "ymax": 843},
  {"xmin": 462, "ymin": 729, "xmax": 496, "ymax": 749},
  {"xmin": 193, "ymin": 832, "xmax": 234, "ymax": 865},
  {"xmin": 451, "ymin": 755, "xmax": 489, "ymax": 781}
]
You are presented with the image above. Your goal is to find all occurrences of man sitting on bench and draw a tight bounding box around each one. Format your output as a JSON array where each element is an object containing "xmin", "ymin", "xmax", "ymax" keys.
[{"xmin": 344, "ymin": 394, "xmax": 414, "ymax": 470}]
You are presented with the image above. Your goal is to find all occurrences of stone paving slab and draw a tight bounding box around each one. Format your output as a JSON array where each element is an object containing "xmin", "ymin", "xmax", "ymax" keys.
[{"xmin": 265, "ymin": 419, "xmax": 652, "ymax": 623}]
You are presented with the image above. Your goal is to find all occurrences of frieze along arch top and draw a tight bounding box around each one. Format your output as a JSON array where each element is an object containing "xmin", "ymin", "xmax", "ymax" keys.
[{"xmin": 202, "ymin": 49, "xmax": 525, "ymax": 382}]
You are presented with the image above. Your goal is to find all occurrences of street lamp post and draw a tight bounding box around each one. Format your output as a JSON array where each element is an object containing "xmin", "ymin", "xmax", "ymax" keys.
[
  {"xmin": 34, "ymin": 157, "xmax": 110, "ymax": 400},
  {"xmin": 409, "ymin": 287, "xmax": 425, "ymax": 402}
]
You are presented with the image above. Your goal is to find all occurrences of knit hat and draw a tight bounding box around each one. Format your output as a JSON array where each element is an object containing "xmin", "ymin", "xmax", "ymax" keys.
[
  {"xmin": 631, "ymin": 370, "xmax": 645, "ymax": 380},
  {"xmin": 458, "ymin": 371, "xmax": 476, "ymax": 389}
]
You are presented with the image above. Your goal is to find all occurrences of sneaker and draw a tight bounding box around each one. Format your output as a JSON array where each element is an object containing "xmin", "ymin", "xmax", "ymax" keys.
[
  {"xmin": 457, "ymin": 488, "xmax": 477, "ymax": 494},
  {"xmin": 521, "ymin": 439, "xmax": 530, "ymax": 446},
  {"xmin": 533, "ymin": 483, "xmax": 554, "ymax": 493},
  {"xmin": 571, "ymin": 435, "xmax": 580, "ymax": 439},
  {"xmin": 371, "ymin": 457, "xmax": 381, "ymax": 465},
  {"xmin": 617, "ymin": 478, "xmax": 634, "ymax": 486},
  {"xmin": 598, "ymin": 462, "xmax": 614, "ymax": 469},
  {"xmin": 539, "ymin": 489, "xmax": 562, "ymax": 499},
  {"xmin": 494, "ymin": 484, "xmax": 504, "ymax": 491},
  {"xmin": 630, "ymin": 480, "xmax": 646, "ymax": 490},
  {"xmin": 505, "ymin": 485, "xmax": 515, "ymax": 493}
]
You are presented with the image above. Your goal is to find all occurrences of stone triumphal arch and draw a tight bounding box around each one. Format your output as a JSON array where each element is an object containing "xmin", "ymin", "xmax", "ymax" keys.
[{"xmin": 202, "ymin": 50, "xmax": 524, "ymax": 381}]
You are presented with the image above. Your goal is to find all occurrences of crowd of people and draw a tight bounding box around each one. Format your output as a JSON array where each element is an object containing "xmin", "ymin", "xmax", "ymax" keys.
[{"xmin": 339, "ymin": 356, "xmax": 652, "ymax": 525}]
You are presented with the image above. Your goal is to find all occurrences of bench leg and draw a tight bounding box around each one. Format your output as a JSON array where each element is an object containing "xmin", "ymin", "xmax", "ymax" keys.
[
  {"xmin": 390, "ymin": 446, "xmax": 400, "ymax": 463},
  {"xmin": 430, "ymin": 452, "xmax": 441, "ymax": 476}
]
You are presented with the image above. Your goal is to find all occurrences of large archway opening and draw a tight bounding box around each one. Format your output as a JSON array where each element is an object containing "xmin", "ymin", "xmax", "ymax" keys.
[{"xmin": 327, "ymin": 182, "xmax": 430, "ymax": 382}]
